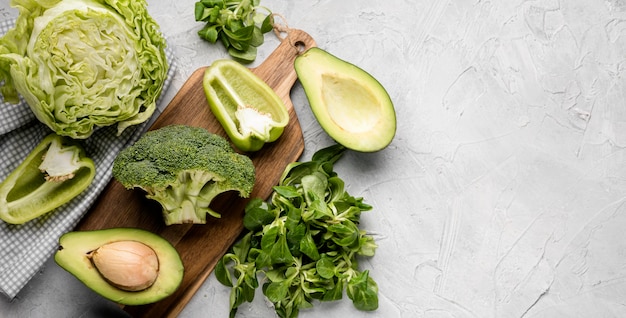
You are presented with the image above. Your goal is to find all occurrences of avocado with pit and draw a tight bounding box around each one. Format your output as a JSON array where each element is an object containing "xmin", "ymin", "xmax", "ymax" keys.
[
  {"xmin": 295, "ymin": 47, "xmax": 396, "ymax": 152},
  {"xmin": 54, "ymin": 228, "xmax": 184, "ymax": 306}
]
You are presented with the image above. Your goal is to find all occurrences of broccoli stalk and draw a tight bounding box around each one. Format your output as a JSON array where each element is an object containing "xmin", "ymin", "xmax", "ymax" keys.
[
  {"xmin": 112, "ymin": 125, "xmax": 256, "ymax": 225},
  {"xmin": 149, "ymin": 170, "xmax": 232, "ymax": 224}
]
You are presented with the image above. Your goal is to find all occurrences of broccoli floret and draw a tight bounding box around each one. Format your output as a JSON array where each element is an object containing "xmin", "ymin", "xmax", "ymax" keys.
[{"xmin": 112, "ymin": 125, "xmax": 256, "ymax": 225}]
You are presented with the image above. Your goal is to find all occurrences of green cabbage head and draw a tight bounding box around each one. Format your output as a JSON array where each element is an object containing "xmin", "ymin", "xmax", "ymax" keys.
[{"xmin": 0, "ymin": 0, "xmax": 168, "ymax": 139}]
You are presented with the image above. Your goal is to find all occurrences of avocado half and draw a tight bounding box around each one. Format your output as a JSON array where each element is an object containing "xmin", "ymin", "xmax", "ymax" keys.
[
  {"xmin": 54, "ymin": 228, "xmax": 184, "ymax": 306},
  {"xmin": 295, "ymin": 47, "xmax": 396, "ymax": 152}
]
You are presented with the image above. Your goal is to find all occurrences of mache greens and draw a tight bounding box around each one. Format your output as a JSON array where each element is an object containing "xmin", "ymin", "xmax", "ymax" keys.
[
  {"xmin": 216, "ymin": 144, "xmax": 379, "ymax": 318},
  {"xmin": 194, "ymin": 0, "xmax": 273, "ymax": 63}
]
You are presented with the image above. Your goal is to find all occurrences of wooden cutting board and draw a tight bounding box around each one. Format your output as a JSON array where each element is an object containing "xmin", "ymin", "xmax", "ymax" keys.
[{"xmin": 76, "ymin": 29, "xmax": 316, "ymax": 317}]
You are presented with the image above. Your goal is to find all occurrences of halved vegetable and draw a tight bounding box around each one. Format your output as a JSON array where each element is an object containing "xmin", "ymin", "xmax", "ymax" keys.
[
  {"xmin": 0, "ymin": 0, "xmax": 169, "ymax": 139},
  {"xmin": 55, "ymin": 228, "xmax": 184, "ymax": 306},
  {"xmin": 0, "ymin": 133, "xmax": 95, "ymax": 224},
  {"xmin": 202, "ymin": 59, "xmax": 289, "ymax": 152},
  {"xmin": 295, "ymin": 48, "xmax": 396, "ymax": 152}
]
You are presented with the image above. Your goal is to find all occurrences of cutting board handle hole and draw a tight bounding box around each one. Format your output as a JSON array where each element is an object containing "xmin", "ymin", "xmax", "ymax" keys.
[{"xmin": 294, "ymin": 41, "xmax": 307, "ymax": 53}]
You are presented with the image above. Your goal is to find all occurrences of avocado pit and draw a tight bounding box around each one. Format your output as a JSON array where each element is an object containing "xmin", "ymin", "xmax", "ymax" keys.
[{"xmin": 88, "ymin": 240, "xmax": 159, "ymax": 292}]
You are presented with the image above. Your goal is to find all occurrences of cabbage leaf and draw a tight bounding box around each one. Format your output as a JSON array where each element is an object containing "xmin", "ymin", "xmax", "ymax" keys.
[{"xmin": 0, "ymin": 0, "xmax": 168, "ymax": 139}]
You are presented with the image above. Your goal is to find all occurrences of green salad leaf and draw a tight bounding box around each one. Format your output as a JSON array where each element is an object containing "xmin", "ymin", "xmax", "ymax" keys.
[
  {"xmin": 194, "ymin": 0, "xmax": 273, "ymax": 63},
  {"xmin": 216, "ymin": 144, "xmax": 379, "ymax": 318},
  {"xmin": 0, "ymin": 0, "xmax": 169, "ymax": 139}
]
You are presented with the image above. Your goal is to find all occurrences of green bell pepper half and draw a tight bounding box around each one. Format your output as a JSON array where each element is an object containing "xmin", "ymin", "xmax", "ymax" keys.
[
  {"xmin": 0, "ymin": 133, "xmax": 96, "ymax": 224},
  {"xmin": 202, "ymin": 59, "xmax": 289, "ymax": 152}
]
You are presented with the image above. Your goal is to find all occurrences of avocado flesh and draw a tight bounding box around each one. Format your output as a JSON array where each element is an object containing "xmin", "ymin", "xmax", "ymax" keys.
[
  {"xmin": 295, "ymin": 47, "xmax": 396, "ymax": 152},
  {"xmin": 54, "ymin": 228, "xmax": 184, "ymax": 306}
]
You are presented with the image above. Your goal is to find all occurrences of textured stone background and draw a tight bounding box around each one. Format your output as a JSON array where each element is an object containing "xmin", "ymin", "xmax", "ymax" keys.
[{"xmin": 2, "ymin": 0, "xmax": 626, "ymax": 317}]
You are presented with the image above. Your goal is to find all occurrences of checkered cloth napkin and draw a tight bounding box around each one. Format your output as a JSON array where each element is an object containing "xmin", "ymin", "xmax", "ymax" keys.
[{"xmin": 0, "ymin": 19, "xmax": 177, "ymax": 299}]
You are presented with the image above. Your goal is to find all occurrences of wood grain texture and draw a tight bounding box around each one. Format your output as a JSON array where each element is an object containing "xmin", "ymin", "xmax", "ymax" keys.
[{"xmin": 75, "ymin": 29, "xmax": 316, "ymax": 317}]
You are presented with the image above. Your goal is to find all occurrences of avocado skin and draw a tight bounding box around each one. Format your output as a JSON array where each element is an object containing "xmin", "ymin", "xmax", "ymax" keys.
[
  {"xmin": 54, "ymin": 228, "xmax": 184, "ymax": 306},
  {"xmin": 295, "ymin": 47, "xmax": 396, "ymax": 152}
]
